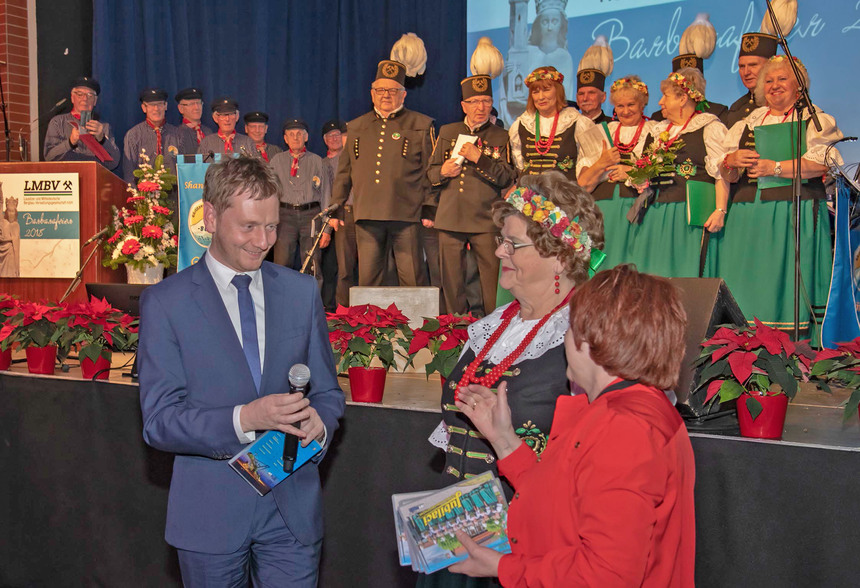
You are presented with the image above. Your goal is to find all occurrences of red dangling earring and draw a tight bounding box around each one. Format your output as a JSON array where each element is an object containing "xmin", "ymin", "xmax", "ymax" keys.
[{"xmin": 554, "ymin": 275, "xmax": 560, "ymax": 295}]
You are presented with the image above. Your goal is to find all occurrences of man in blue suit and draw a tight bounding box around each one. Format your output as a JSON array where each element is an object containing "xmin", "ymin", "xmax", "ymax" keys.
[{"xmin": 139, "ymin": 156, "xmax": 345, "ymax": 586}]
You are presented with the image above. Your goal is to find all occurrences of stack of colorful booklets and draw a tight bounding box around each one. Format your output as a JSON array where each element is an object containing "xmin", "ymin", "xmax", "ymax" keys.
[{"xmin": 392, "ymin": 472, "xmax": 511, "ymax": 573}]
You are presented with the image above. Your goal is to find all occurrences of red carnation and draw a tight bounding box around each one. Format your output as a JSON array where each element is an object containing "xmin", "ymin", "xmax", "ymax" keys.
[
  {"xmin": 121, "ymin": 239, "xmax": 141, "ymax": 255},
  {"xmin": 142, "ymin": 225, "xmax": 163, "ymax": 239}
]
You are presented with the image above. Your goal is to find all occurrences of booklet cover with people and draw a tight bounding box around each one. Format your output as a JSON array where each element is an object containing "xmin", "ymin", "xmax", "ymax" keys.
[
  {"xmin": 229, "ymin": 431, "xmax": 322, "ymax": 496},
  {"xmin": 392, "ymin": 472, "xmax": 511, "ymax": 574}
]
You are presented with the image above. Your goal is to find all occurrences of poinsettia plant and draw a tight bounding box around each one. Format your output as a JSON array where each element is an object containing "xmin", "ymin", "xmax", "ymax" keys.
[
  {"xmin": 406, "ymin": 314, "xmax": 477, "ymax": 379},
  {"xmin": 692, "ymin": 319, "xmax": 815, "ymax": 420},
  {"xmin": 0, "ymin": 294, "xmax": 20, "ymax": 352},
  {"xmin": 0, "ymin": 300, "xmax": 74, "ymax": 360},
  {"xmin": 102, "ymin": 151, "xmax": 177, "ymax": 271},
  {"xmin": 326, "ymin": 303, "xmax": 412, "ymax": 373},
  {"xmin": 809, "ymin": 337, "xmax": 860, "ymax": 420},
  {"xmin": 65, "ymin": 296, "xmax": 139, "ymax": 364}
]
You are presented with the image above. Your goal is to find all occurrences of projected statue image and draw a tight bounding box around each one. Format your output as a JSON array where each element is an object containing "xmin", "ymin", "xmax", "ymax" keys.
[
  {"xmin": 0, "ymin": 185, "xmax": 21, "ymax": 278},
  {"xmin": 500, "ymin": 0, "xmax": 573, "ymax": 127}
]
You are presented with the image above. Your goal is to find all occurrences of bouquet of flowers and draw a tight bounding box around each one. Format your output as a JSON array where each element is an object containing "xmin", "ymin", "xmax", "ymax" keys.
[
  {"xmin": 103, "ymin": 151, "xmax": 177, "ymax": 271},
  {"xmin": 406, "ymin": 314, "xmax": 477, "ymax": 379},
  {"xmin": 625, "ymin": 132, "xmax": 686, "ymax": 188},
  {"xmin": 692, "ymin": 318, "xmax": 814, "ymax": 418},
  {"xmin": 809, "ymin": 338, "xmax": 860, "ymax": 420},
  {"xmin": 326, "ymin": 303, "xmax": 412, "ymax": 373},
  {"xmin": 65, "ymin": 296, "xmax": 139, "ymax": 364}
]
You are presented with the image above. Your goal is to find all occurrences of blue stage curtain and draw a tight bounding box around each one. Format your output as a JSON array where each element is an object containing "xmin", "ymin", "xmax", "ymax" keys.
[{"xmin": 92, "ymin": 0, "xmax": 467, "ymax": 156}]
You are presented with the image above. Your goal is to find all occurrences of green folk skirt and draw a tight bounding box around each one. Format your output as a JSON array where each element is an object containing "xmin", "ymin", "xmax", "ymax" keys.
[
  {"xmin": 708, "ymin": 193, "xmax": 831, "ymax": 333},
  {"xmin": 595, "ymin": 184, "xmax": 634, "ymax": 270},
  {"xmin": 626, "ymin": 199, "xmax": 708, "ymax": 278}
]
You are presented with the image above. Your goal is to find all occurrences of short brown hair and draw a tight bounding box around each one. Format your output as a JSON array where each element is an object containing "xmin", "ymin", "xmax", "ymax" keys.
[
  {"xmin": 203, "ymin": 156, "xmax": 281, "ymax": 214},
  {"xmin": 492, "ymin": 171, "xmax": 604, "ymax": 285},
  {"xmin": 525, "ymin": 79, "xmax": 567, "ymax": 115},
  {"xmin": 569, "ymin": 264, "xmax": 688, "ymax": 390}
]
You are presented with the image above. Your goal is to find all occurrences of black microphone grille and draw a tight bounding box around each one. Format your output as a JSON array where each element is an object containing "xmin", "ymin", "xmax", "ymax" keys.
[{"xmin": 288, "ymin": 363, "xmax": 311, "ymax": 387}]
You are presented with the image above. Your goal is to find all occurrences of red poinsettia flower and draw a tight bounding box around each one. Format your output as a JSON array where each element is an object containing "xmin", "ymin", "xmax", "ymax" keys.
[
  {"xmin": 753, "ymin": 317, "xmax": 795, "ymax": 357},
  {"xmin": 121, "ymin": 239, "xmax": 141, "ymax": 255},
  {"xmin": 142, "ymin": 225, "xmax": 163, "ymax": 240},
  {"xmin": 137, "ymin": 181, "xmax": 160, "ymax": 192},
  {"xmin": 727, "ymin": 351, "xmax": 756, "ymax": 384},
  {"xmin": 123, "ymin": 215, "xmax": 145, "ymax": 226}
]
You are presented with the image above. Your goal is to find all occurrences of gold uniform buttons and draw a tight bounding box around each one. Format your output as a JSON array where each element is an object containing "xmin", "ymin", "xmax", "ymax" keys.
[
  {"xmin": 380, "ymin": 131, "xmax": 385, "ymax": 136},
  {"xmin": 374, "ymin": 179, "xmax": 380, "ymax": 184},
  {"xmin": 376, "ymin": 161, "xmax": 381, "ymax": 166},
  {"xmin": 459, "ymin": 188, "xmax": 464, "ymax": 193},
  {"xmin": 377, "ymin": 152, "xmax": 382, "ymax": 157},
  {"xmin": 378, "ymin": 138, "xmax": 384, "ymax": 143},
  {"xmin": 375, "ymin": 170, "xmax": 380, "ymax": 175}
]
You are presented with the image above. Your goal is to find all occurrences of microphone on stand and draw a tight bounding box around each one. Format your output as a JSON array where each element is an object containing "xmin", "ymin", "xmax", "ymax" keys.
[
  {"xmin": 283, "ymin": 363, "xmax": 311, "ymax": 473},
  {"xmin": 82, "ymin": 227, "xmax": 109, "ymax": 246},
  {"xmin": 203, "ymin": 150, "xmax": 215, "ymax": 162},
  {"xmin": 314, "ymin": 202, "xmax": 340, "ymax": 219}
]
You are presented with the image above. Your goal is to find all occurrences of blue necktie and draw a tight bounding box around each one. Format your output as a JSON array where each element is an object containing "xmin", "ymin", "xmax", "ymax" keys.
[{"xmin": 231, "ymin": 274, "xmax": 262, "ymax": 393}]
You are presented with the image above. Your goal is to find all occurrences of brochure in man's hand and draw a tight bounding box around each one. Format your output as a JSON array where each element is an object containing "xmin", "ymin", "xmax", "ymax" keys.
[
  {"xmin": 392, "ymin": 471, "xmax": 511, "ymax": 574},
  {"xmin": 229, "ymin": 431, "xmax": 321, "ymax": 496}
]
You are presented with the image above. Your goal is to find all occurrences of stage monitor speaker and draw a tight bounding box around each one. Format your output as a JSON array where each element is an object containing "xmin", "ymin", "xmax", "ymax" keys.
[{"xmin": 667, "ymin": 278, "xmax": 746, "ymax": 426}]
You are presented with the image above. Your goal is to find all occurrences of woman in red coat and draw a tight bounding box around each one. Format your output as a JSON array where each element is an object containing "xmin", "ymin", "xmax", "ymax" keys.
[{"xmin": 452, "ymin": 265, "xmax": 696, "ymax": 587}]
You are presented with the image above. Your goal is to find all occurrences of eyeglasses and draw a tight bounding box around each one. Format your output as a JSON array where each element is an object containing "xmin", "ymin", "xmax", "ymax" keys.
[
  {"xmin": 463, "ymin": 98, "xmax": 493, "ymax": 106},
  {"xmin": 371, "ymin": 87, "xmax": 403, "ymax": 96},
  {"xmin": 72, "ymin": 90, "xmax": 97, "ymax": 100},
  {"xmin": 495, "ymin": 236, "xmax": 534, "ymax": 255},
  {"xmin": 213, "ymin": 111, "xmax": 238, "ymax": 118}
]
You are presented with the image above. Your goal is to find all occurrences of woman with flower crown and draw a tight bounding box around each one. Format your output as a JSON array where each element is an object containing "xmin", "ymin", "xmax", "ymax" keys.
[
  {"xmin": 581, "ymin": 75, "xmax": 657, "ymax": 268},
  {"xmin": 715, "ymin": 55, "xmax": 843, "ymax": 336},
  {"xmin": 626, "ymin": 67, "xmax": 730, "ymax": 278},
  {"xmin": 417, "ymin": 171, "xmax": 604, "ymax": 588},
  {"xmin": 508, "ymin": 66, "xmax": 603, "ymax": 190}
]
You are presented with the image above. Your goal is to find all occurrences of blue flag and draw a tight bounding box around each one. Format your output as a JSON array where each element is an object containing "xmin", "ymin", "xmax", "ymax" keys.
[{"xmin": 821, "ymin": 177, "xmax": 860, "ymax": 348}]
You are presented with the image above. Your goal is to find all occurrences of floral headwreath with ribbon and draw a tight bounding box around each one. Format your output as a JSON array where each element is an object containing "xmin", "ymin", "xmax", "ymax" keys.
[
  {"xmin": 667, "ymin": 71, "xmax": 709, "ymax": 111},
  {"xmin": 505, "ymin": 186, "xmax": 606, "ymax": 277},
  {"xmin": 768, "ymin": 54, "xmax": 807, "ymax": 76},
  {"xmin": 525, "ymin": 67, "xmax": 564, "ymax": 87},
  {"xmin": 610, "ymin": 77, "xmax": 648, "ymax": 98}
]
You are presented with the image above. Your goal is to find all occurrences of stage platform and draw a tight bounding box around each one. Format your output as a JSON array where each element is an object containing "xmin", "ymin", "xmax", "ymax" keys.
[{"xmin": 1, "ymin": 352, "xmax": 858, "ymax": 587}]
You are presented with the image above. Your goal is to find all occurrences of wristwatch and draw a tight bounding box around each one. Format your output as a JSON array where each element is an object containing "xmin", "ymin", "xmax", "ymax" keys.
[{"xmin": 772, "ymin": 160, "xmax": 782, "ymax": 176}]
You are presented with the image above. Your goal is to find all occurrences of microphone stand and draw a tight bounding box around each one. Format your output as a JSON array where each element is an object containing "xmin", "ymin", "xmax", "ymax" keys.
[
  {"xmin": 0, "ymin": 62, "xmax": 10, "ymax": 161},
  {"xmin": 300, "ymin": 211, "xmax": 335, "ymax": 276},
  {"xmin": 764, "ymin": 0, "xmax": 822, "ymax": 341},
  {"xmin": 60, "ymin": 234, "xmax": 106, "ymax": 303}
]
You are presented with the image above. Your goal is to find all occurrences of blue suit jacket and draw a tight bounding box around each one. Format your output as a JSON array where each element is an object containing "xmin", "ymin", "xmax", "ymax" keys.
[{"xmin": 139, "ymin": 256, "xmax": 345, "ymax": 553}]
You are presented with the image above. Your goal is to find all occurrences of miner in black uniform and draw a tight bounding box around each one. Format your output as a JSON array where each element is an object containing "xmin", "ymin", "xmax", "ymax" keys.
[
  {"xmin": 721, "ymin": 32, "xmax": 779, "ymax": 129},
  {"xmin": 330, "ymin": 60, "xmax": 435, "ymax": 287},
  {"xmin": 428, "ymin": 75, "xmax": 516, "ymax": 316},
  {"xmin": 651, "ymin": 54, "xmax": 728, "ymax": 121},
  {"xmin": 576, "ymin": 69, "xmax": 612, "ymax": 125}
]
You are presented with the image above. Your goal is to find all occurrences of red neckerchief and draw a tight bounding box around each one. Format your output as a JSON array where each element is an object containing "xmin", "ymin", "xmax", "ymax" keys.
[
  {"xmin": 218, "ymin": 130, "xmax": 236, "ymax": 153},
  {"xmin": 71, "ymin": 112, "xmax": 81, "ymax": 120},
  {"xmin": 290, "ymin": 148, "xmax": 306, "ymax": 176},
  {"xmin": 256, "ymin": 143, "xmax": 269, "ymax": 162},
  {"xmin": 183, "ymin": 118, "xmax": 204, "ymax": 144},
  {"xmin": 146, "ymin": 119, "xmax": 164, "ymax": 155}
]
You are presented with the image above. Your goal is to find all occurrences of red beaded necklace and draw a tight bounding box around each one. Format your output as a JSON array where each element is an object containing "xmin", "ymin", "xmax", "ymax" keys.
[
  {"xmin": 534, "ymin": 111, "xmax": 561, "ymax": 156},
  {"xmin": 455, "ymin": 290, "xmax": 573, "ymax": 401},
  {"xmin": 661, "ymin": 110, "xmax": 697, "ymax": 149},
  {"xmin": 612, "ymin": 117, "xmax": 646, "ymax": 155}
]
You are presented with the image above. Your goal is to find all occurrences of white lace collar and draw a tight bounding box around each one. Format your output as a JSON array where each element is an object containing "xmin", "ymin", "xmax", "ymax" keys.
[
  {"xmin": 516, "ymin": 106, "xmax": 582, "ymax": 136},
  {"xmin": 651, "ymin": 112, "xmax": 720, "ymax": 138},
  {"xmin": 461, "ymin": 301, "xmax": 570, "ymax": 366}
]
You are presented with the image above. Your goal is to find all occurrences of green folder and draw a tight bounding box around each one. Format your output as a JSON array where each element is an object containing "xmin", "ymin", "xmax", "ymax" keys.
[
  {"xmin": 686, "ymin": 180, "xmax": 716, "ymax": 227},
  {"xmin": 753, "ymin": 121, "xmax": 807, "ymax": 190}
]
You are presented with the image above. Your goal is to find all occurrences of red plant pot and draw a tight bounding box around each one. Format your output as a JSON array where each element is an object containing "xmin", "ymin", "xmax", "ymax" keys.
[
  {"xmin": 25, "ymin": 345, "xmax": 58, "ymax": 375},
  {"xmin": 348, "ymin": 366, "xmax": 387, "ymax": 403},
  {"xmin": 0, "ymin": 348, "xmax": 12, "ymax": 371},
  {"xmin": 737, "ymin": 393, "xmax": 788, "ymax": 440},
  {"xmin": 440, "ymin": 376, "xmax": 447, "ymax": 392},
  {"xmin": 81, "ymin": 353, "xmax": 112, "ymax": 380}
]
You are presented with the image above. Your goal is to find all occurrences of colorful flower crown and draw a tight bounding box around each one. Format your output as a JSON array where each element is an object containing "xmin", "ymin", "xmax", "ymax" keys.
[
  {"xmin": 525, "ymin": 67, "xmax": 564, "ymax": 87},
  {"xmin": 610, "ymin": 77, "xmax": 648, "ymax": 97},
  {"xmin": 505, "ymin": 186, "xmax": 606, "ymax": 276},
  {"xmin": 667, "ymin": 72, "xmax": 705, "ymax": 104}
]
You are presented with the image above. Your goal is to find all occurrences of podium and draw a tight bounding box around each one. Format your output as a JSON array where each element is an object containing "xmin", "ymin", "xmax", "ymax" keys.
[{"xmin": 0, "ymin": 161, "xmax": 129, "ymax": 303}]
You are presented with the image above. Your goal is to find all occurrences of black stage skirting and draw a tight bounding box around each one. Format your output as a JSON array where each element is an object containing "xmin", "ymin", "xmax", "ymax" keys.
[{"xmin": 1, "ymin": 373, "xmax": 858, "ymax": 587}]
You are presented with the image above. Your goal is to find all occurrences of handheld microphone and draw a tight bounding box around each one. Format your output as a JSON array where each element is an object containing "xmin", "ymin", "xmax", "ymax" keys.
[
  {"xmin": 82, "ymin": 227, "xmax": 109, "ymax": 246},
  {"xmin": 284, "ymin": 363, "xmax": 311, "ymax": 472}
]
